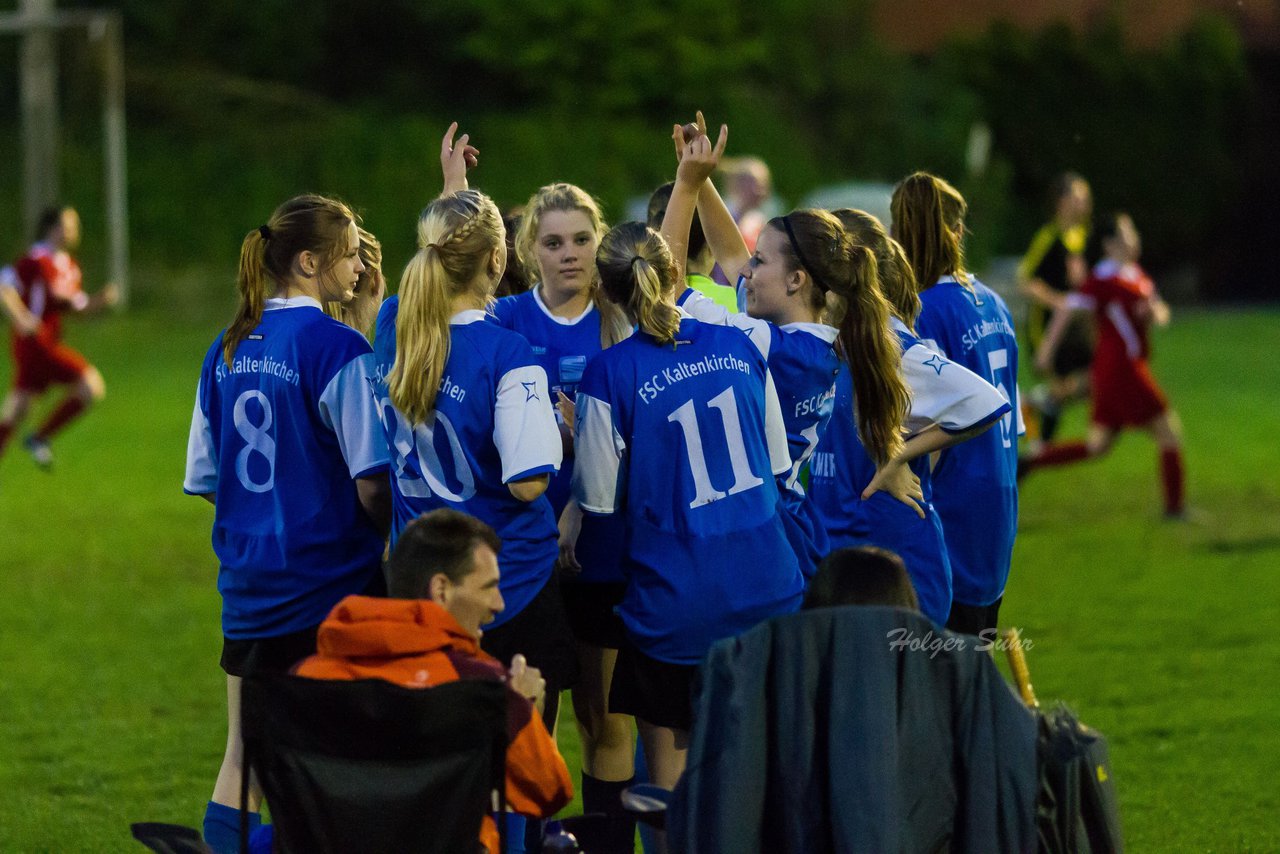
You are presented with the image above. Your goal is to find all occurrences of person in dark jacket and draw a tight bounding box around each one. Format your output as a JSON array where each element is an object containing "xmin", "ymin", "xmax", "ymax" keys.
[{"xmin": 669, "ymin": 606, "xmax": 1038, "ymax": 853}]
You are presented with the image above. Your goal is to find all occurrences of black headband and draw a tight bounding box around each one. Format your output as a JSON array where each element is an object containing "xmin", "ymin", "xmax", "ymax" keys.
[
  {"xmin": 258, "ymin": 225, "xmax": 271, "ymax": 241},
  {"xmin": 781, "ymin": 215, "xmax": 832, "ymax": 294}
]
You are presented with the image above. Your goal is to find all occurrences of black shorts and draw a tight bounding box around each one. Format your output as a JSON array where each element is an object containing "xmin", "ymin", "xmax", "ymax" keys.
[
  {"xmin": 560, "ymin": 580, "xmax": 627, "ymax": 649},
  {"xmin": 482, "ymin": 573, "xmax": 579, "ymax": 694},
  {"xmin": 220, "ymin": 624, "xmax": 320, "ymax": 678},
  {"xmin": 609, "ymin": 638, "xmax": 697, "ymax": 732}
]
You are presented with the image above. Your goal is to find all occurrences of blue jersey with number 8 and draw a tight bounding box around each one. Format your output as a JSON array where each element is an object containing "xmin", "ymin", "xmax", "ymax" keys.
[{"xmin": 185, "ymin": 297, "xmax": 390, "ymax": 639}]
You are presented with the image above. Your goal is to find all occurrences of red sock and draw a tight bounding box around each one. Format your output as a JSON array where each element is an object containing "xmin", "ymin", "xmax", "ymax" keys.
[
  {"xmin": 35, "ymin": 396, "xmax": 88, "ymax": 442},
  {"xmin": 1160, "ymin": 447, "xmax": 1185, "ymax": 515},
  {"xmin": 1030, "ymin": 440, "xmax": 1090, "ymax": 470},
  {"xmin": 0, "ymin": 421, "xmax": 13, "ymax": 457}
]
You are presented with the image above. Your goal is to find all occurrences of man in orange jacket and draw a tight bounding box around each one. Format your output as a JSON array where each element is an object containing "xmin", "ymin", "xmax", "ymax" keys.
[{"xmin": 294, "ymin": 508, "xmax": 574, "ymax": 853}]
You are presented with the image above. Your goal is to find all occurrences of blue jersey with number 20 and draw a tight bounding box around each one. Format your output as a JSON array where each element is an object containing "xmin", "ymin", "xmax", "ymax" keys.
[{"xmin": 373, "ymin": 299, "xmax": 563, "ymax": 629}]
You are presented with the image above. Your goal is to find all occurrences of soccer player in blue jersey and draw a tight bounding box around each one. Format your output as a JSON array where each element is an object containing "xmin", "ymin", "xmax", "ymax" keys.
[
  {"xmin": 184, "ymin": 194, "xmax": 392, "ymax": 853},
  {"xmin": 372, "ymin": 185, "xmax": 577, "ymax": 737},
  {"xmin": 571, "ymin": 129, "xmax": 806, "ymax": 812},
  {"xmin": 805, "ymin": 209, "xmax": 1009, "ymax": 626},
  {"xmin": 489, "ymin": 184, "xmax": 639, "ymax": 839},
  {"xmin": 659, "ymin": 119, "xmax": 919, "ymax": 580},
  {"xmin": 891, "ymin": 173, "xmax": 1024, "ymax": 636},
  {"xmin": 322, "ymin": 225, "xmax": 384, "ymax": 340}
]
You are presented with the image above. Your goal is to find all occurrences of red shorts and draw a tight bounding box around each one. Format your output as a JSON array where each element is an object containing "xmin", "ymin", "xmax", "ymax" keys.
[
  {"xmin": 12, "ymin": 335, "xmax": 89, "ymax": 393},
  {"xmin": 1090, "ymin": 356, "xmax": 1167, "ymax": 429}
]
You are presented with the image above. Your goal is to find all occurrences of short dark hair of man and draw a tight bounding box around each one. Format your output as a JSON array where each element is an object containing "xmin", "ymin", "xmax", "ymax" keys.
[
  {"xmin": 647, "ymin": 182, "xmax": 708, "ymax": 261},
  {"xmin": 803, "ymin": 546, "xmax": 920, "ymax": 612},
  {"xmin": 385, "ymin": 509, "xmax": 503, "ymax": 599}
]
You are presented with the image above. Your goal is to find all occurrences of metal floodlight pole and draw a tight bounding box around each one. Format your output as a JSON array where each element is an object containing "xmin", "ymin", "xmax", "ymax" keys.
[
  {"xmin": 1, "ymin": 3, "xmax": 130, "ymax": 307},
  {"xmin": 18, "ymin": 0, "xmax": 59, "ymax": 236},
  {"xmin": 96, "ymin": 12, "xmax": 129, "ymax": 307}
]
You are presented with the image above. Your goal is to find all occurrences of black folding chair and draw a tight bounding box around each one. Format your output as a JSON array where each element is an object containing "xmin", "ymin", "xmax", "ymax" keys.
[{"xmin": 239, "ymin": 673, "xmax": 509, "ymax": 854}]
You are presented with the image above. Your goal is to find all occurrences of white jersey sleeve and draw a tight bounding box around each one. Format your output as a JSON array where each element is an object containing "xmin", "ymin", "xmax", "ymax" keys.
[
  {"xmin": 572, "ymin": 392, "xmax": 626, "ymax": 514},
  {"xmin": 902, "ymin": 341, "xmax": 1009, "ymax": 435},
  {"xmin": 493, "ymin": 363, "xmax": 562, "ymax": 483},
  {"xmin": 317, "ymin": 352, "xmax": 391, "ymax": 479},
  {"xmin": 679, "ymin": 288, "xmax": 773, "ymax": 359},
  {"xmin": 763, "ymin": 367, "xmax": 792, "ymax": 476},
  {"xmin": 183, "ymin": 381, "xmax": 218, "ymax": 495}
]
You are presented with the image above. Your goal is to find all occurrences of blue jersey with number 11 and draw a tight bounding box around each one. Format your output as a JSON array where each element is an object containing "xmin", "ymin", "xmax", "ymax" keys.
[{"xmin": 573, "ymin": 317, "xmax": 803, "ymax": 664}]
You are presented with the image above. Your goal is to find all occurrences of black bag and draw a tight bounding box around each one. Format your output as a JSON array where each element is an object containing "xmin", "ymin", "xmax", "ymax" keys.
[{"xmin": 1035, "ymin": 704, "xmax": 1124, "ymax": 854}]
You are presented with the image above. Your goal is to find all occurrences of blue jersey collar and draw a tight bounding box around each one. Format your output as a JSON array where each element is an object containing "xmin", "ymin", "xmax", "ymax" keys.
[{"xmin": 533, "ymin": 286, "xmax": 595, "ymax": 325}]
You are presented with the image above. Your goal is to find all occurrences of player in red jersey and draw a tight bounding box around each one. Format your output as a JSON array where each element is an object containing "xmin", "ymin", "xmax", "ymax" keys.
[
  {"xmin": 1019, "ymin": 212, "xmax": 1185, "ymax": 517},
  {"xmin": 0, "ymin": 206, "xmax": 119, "ymax": 469}
]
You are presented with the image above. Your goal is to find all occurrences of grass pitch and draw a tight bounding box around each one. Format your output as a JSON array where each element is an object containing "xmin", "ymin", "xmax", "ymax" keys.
[{"xmin": 0, "ymin": 303, "xmax": 1276, "ymax": 852}]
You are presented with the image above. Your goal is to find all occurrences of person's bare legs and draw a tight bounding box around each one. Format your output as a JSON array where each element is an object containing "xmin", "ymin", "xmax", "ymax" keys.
[
  {"xmin": 573, "ymin": 644, "xmax": 635, "ymax": 779},
  {"xmin": 0, "ymin": 388, "xmax": 34, "ymax": 458},
  {"xmin": 572, "ymin": 643, "xmax": 637, "ymax": 853},
  {"xmin": 211, "ymin": 675, "xmax": 261, "ymax": 810},
  {"xmin": 637, "ymin": 719, "xmax": 689, "ymax": 854},
  {"xmin": 1147, "ymin": 411, "xmax": 1185, "ymax": 516}
]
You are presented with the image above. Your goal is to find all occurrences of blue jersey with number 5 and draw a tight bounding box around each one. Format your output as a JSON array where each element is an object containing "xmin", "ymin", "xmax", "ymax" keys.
[
  {"xmin": 184, "ymin": 297, "xmax": 389, "ymax": 639},
  {"xmin": 373, "ymin": 298, "xmax": 563, "ymax": 629},
  {"xmin": 573, "ymin": 317, "xmax": 803, "ymax": 664},
  {"xmin": 916, "ymin": 276, "xmax": 1021, "ymax": 607}
]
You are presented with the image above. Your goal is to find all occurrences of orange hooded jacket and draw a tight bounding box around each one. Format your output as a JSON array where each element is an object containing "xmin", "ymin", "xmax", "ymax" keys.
[{"xmin": 294, "ymin": 595, "xmax": 573, "ymax": 852}]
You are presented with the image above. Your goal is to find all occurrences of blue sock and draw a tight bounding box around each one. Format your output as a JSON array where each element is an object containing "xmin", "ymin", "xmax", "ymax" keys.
[
  {"xmin": 202, "ymin": 801, "xmax": 260, "ymax": 854},
  {"xmin": 500, "ymin": 812, "xmax": 527, "ymax": 854}
]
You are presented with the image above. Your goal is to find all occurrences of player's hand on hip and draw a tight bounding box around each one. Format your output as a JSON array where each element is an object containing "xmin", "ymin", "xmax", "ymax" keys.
[{"xmin": 863, "ymin": 457, "xmax": 926, "ymax": 519}]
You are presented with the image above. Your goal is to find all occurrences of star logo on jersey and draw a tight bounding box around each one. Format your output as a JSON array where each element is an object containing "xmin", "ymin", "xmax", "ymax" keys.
[
  {"xmin": 923, "ymin": 355, "xmax": 948, "ymax": 375},
  {"xmin": 522, "ymin": 380, "xmax": 539, "ymax": 402}
]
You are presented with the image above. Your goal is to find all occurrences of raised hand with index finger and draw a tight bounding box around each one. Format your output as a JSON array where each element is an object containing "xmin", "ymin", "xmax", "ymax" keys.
[{"xmin": 440, "ymin": 121, "xmax": 481, "ymax": 197}]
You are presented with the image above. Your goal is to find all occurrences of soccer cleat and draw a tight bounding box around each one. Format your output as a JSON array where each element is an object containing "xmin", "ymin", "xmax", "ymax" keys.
[{"xmin": 23, "ymin": 435, "xmax": 53, "ymax": 470}]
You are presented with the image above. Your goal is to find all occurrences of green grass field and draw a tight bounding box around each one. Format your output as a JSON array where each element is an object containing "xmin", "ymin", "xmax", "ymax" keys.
[{"xmin": 0, "ymin": 302, "xmax": 1277, "ymax": 852}]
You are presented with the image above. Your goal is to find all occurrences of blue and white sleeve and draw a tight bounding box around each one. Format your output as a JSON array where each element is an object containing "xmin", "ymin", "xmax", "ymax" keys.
[
  {"xmin": 494, "ymin": 364, "xmax": 562, "ymax": 483},
  {"xmin": 572, "ymin": 391, "xmax": 626, "ymax": 514},
  {"xmin": 762, "ymin": 367, "xmax": 792, "ymax": 476},
  {"xmin": 678, "ymin": 287, "xmax": 773, "ymax": 359},
  {"xmin": 902, "ymin": 342, "xmax": 1010, "ymax": 435},
  {"xmin": 183, "ymin": 380, "xmax": 218, "ymax": 495},
  {"xmin": 318, "ymin": 352, "xmax": 391, "ymax": 479}
]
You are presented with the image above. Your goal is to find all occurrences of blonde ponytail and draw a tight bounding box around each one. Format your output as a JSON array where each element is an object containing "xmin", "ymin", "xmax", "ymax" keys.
[
  {"xmin": 388, "ymin": 190, "xmax": 504, "ymax": 425},
  {"xmin": 596, "ymin": 222, "xmax": 682, "ymax": 345}
]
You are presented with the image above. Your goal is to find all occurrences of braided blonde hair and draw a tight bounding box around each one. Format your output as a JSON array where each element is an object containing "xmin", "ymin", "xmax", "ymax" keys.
[{"xmin": 389, "ymin": 190, "xmax": 503, "ymax": 424}]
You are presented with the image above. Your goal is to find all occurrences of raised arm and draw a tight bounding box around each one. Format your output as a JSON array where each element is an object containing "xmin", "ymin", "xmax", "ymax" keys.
[
  {"xmin": 440, "ymin": 122, "xmax": 480, "ymax": 197},
  {"xmin": 660, "ymin": 116, "xmax": 726, "ymax": 281},
  {"xmin": 697, "ymin": 179, "xmax": 751, "ymax": 281}
]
